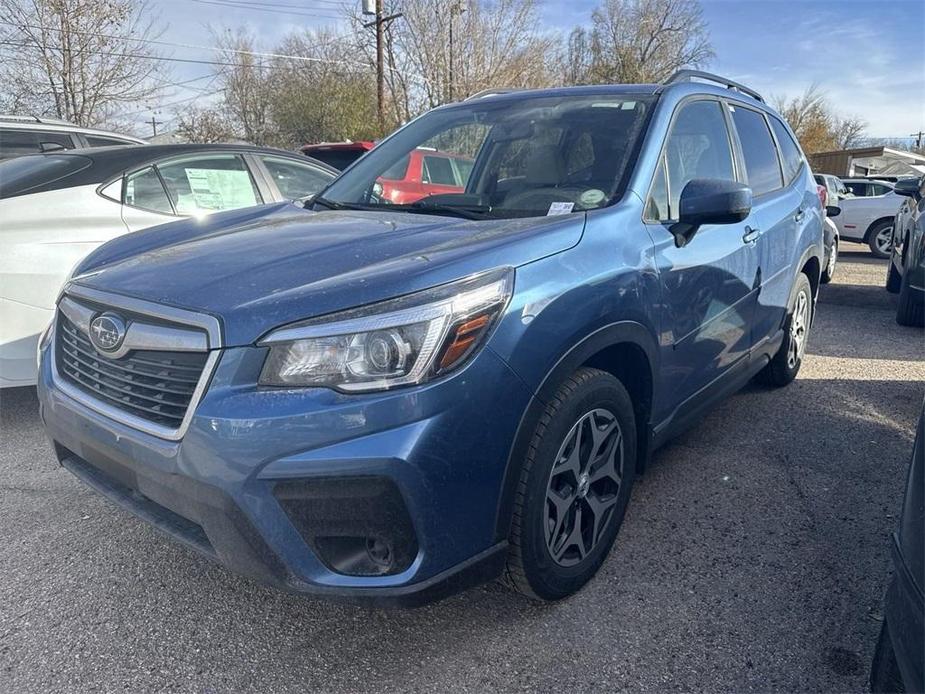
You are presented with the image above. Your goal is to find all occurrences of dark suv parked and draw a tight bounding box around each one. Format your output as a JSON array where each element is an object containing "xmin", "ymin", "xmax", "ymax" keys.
[{"xmin": 38, "ymin": 71, "xmax": 824, "ymax": 605}]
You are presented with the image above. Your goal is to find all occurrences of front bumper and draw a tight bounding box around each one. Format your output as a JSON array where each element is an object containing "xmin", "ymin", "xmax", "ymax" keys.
[{"xmin": 39, "ymin": 335, "xmax": 532, "ymax": 606}]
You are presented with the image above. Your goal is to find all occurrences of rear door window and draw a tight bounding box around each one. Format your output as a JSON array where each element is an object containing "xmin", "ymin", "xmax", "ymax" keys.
[
  {"xmin": 769, "ymin": 117, "xmax": 804, "ymax": 184},
  {"xmin": 422, "ymin": 155, "xmax": 458, "ymax": 185},
  {"xmin": 155, "ymin": 153, "xmax": 261, "ymax": 214},
  {"xmin": 258, "ymin": 155, "xmax": 334, "ymax": 200},
  {"xmin": 730, "ymin": 106, "xmax": 783, "ymax": 196}
]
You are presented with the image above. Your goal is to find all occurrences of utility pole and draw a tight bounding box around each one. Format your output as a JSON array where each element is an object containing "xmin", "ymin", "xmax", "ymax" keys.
[
  {"xmin": 363, "ymin": 0, "xmax": 402, "ymax": 133},
  {"xmin": 148, "ymin": 115, "xmax": 163, "ymax": 138},
  {"xmin": 911, "ymin": 130, "xmax": 924, "ymax": 149},
  {"xmin": 448, "ymin": 1, "xmax": 466, "ymax": 102}
]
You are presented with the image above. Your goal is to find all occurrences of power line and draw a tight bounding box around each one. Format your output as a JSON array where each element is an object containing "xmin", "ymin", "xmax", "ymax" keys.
[
  {"xmin": 0, "ymin": 19, "xmax": 373, "ymax": 71},
  {"xmin": 0, "ymin": 22, "xmax": 430, "ymax": 83},
  {"xmin": 187, "ymin": 0, "xmax": 345, "ymax": 19}
]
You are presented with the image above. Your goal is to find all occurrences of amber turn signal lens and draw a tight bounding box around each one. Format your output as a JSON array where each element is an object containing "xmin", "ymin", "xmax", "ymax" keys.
[{"xmin": 438, "ymin": 313, "xmax": 492, "ymax": 371}]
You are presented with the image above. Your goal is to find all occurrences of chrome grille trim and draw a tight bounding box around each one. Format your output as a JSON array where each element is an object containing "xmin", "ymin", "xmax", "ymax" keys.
[{"xmin": 51, "ymin": 284, "xmax": 223, "ymax": 441}]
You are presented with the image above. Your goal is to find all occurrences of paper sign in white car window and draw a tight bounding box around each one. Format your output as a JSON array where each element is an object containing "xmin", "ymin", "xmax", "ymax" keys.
[
  {"xmin": 547, "ymin": 202, "xmax": 574, "ymax": 216},
  {"xmin": 179, "ymin": 168, "xmax": 257, "ymax": 213}
]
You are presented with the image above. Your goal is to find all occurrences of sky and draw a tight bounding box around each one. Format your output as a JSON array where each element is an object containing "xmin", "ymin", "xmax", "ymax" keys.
[{"xmin": 144, "ymin": 0, "xmax": 925, "ymax": 142}]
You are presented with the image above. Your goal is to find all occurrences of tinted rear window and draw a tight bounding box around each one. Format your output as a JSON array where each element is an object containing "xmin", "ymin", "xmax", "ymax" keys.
[
  {"xmin": 305, "ymin": 149, "xmax": 367, "ymax": 171},
  {"xmin": 0, "ymin": 154, "xmax": 92, "ymax": 198},
  {"xmin": 730, "ymin": 106, "xmax": 783, "ymax": 196}
]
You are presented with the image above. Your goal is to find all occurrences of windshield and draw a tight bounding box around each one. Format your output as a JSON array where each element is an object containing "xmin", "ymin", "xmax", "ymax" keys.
[
  {"xmin": 0, "ymin": 153, "xmax": 92, "ymax": 199},
  {"xmin": 318, "ymin": 93, "xmax": 654, "ymax": 220}
]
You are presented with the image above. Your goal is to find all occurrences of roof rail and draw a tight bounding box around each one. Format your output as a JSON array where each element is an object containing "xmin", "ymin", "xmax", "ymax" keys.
[
  {"xmin": 664, "ymin": 70, "xmax": 764, "ymax": 103},
  {"xmin": 0, "ymin": 114, "xmax": 78, "ymax": 126},
  {"xmin": 464, "ymin": 89, "xmax": 515, "ymax": 101}
]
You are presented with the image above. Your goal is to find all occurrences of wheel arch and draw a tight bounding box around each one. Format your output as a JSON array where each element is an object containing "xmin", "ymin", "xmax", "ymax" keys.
[
  {"xmin": 864, "ymin": 215, "xmax": 895, "ymax": 241},
  {"xmin": 493, "ymin": 321, "xmax": 658, "ymax": 542}
]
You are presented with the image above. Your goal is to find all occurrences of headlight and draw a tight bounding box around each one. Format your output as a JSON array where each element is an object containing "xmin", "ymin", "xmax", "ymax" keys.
[{"xmin": 258, "ymin": 268, "xmax": 514, "ymax": 392}]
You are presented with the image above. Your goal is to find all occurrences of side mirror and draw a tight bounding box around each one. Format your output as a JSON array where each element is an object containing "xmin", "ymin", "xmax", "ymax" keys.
[
  {"xmin": 893, "ymin": 178, "xmax": 920, "ymax": 198},
  {"xmin": 39, "ymin": 142, "xmax": 66, "ymax": 153},
  {"xmin": 671, "ymin": 178, "xmax": 752, "ymax": 248},
  {"xmin": 825, "ymin": 205, "xmax": 841, "ymax": 218}
]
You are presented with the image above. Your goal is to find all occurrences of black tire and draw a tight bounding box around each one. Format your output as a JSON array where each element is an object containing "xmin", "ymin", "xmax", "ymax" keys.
[
  {"xmin": 821, "ymin": 239, "xmax": 837, "ymax": 284},
  {"xmin": 504, "ymin": 367, "xmax": 636, "ymax": 601},
  {"xmin": 868, "ymin": 220, "xmax": 894, "ymax": 259},
  {"xmin": 756, "ymin": 272, "xmax": 813, "ymax": 388},
  {"xmin": 886, "ymin": 260, "xmax": 902, "ymax": 293},
  {"xmin": 870, "ymin": 619, "xmax": 904, "ymax": 693},
  {"xmin": 896, "ymin": 268, "xmax": 924, "ymax": 327}
]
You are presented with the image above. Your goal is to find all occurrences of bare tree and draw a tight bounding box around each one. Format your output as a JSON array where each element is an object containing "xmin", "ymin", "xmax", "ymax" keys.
[
  {"xmin": 348, "ymin": 0, "xmax": 556, "ymax": 126},
  {"xmin": 175, "ymin": 105, "xmax": 235, "ymax": 143},
  {"xmin": 576, "ymin": 0, "xmax": 714, "ymax": 84},
  {"xmin": 774, "ymin": 85, "xmax": 867, "ymax": 154},
  {"xmin": 212, "ymin": 28, "xmax": 275, "ymax": 145},
  {"xmin": 0, "ymin": 0, "xmax": 167, "ymax": 127},
  {"xmin": 834, "ymin": 116, "xmax": 866, "ymax": 150}
]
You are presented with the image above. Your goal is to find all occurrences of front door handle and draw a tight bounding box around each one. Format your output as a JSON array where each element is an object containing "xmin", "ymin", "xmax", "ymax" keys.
[
  {"xmin": 743, "ymin": 226, "xmax": 760, "ymax": 244},
  {"xmin": 794, "ymin": 208, "xmax": 806, "ymax": 222}
]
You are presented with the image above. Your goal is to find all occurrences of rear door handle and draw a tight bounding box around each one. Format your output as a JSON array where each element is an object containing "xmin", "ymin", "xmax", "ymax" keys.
[
  {"xmin": 795, "ymin": 208, "xmax": 806, "ymax": 222},
  {"xmin": 743, "ymin": 226, "xmax": 760, "ymax": 244}
]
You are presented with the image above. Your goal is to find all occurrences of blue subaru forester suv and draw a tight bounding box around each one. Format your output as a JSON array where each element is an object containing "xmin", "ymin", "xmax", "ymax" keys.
[{"xmin": 38, "ymin": 71, "xmax": 824, "ymax": 605}]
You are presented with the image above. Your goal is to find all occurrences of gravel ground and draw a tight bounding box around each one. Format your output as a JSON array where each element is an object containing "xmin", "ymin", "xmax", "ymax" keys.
[{"xmin": 1, "ymin": 249, "xmax": 922, "ymax": 693}]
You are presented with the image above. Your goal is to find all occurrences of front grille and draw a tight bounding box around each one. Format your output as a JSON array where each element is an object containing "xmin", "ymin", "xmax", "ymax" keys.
[{"xmin": 56, "ymin": 314, "xmax": 208, "ymax": 428}]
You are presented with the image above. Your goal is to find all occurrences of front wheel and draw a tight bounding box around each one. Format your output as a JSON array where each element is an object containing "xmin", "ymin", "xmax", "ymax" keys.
[
  {"xmin": 756, "ymin": 272, "xmax": 813, "ymax": 387},
  {"xmin": 868, "ymin": 221, "xmax": 893, "ymax": 259},
  {"xmin": 504, "ymin": 368, "xmax": 636, "ymax": 601}
]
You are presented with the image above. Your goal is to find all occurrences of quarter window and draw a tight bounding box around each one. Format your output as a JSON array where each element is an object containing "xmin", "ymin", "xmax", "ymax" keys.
[
  {"xmin": 124, "ymin": 167, "xmax": 173, "ymax": 214},
  {"xmin": 650, "ymin": 99, "xmax": 735, "ymax": 222},
  {"xmin": 730, "ymin": 106, "xmax": 783, "ymax": 196},
  {"xmin": 85, "ymin": 135, "xmax": 135, "ymax": 147},
  {"xmin": 769, "ymin": 117, "xmax": 804, "ymax": 184}
]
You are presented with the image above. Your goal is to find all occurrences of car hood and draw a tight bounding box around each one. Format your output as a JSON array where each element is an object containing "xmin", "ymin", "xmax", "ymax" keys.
[{"xmin": 74, "ymin": 202, "xmax": 585, "ymax": 346}]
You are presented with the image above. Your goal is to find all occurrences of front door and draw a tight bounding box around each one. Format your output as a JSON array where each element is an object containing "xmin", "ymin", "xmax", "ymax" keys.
[{"xmin": 644, "ymin": 98, "xmax": 761, "ymax": 412}]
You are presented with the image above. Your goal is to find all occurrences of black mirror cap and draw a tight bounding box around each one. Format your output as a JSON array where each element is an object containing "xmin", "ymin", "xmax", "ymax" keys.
[
  {"xmin": 678, "ymin": 178, "xmax": 752, "ymax": 226},
  {"xmin": 893, "ymin": 178, "xmax": 920, "ymax": 197},
  {"xmin": 825, "ymin": 205, "xmax": 841, "ymax": 218}
]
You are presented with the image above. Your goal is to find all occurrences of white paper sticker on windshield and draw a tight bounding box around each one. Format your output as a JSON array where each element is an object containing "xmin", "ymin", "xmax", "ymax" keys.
[{"xmin": 547, "ymin": 202, "xmax": 574, "ymax": 216}]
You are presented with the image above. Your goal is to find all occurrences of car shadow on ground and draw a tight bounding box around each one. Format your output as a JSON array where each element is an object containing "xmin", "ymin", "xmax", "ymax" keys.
[{"xmin": 2, "ymin": 372, "xmax": 922, "ymax": 692}]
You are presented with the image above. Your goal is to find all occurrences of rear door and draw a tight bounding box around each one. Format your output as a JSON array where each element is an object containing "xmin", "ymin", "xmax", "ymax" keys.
[
  {"xmin": 645, "ymin": 98, "xmax": 760, "ymax": 404},
  {"xmin": 726, "ymin": 105, "xmax": 805, "ymax": 347}
]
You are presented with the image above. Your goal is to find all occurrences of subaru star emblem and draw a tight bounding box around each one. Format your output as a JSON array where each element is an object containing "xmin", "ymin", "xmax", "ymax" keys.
[{"xmin": 89, "ymin": 313, "xmax": 127, "ymax": 352}]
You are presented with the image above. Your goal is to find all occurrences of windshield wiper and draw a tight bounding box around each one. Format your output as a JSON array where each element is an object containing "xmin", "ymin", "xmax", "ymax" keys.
[
  {"xmin": 392, "ymin": 201, "xmax": 492, "ymax": 220},
  {"xmin": 308, "ymin": 196, "xmax": 375, "ymax": 212}
]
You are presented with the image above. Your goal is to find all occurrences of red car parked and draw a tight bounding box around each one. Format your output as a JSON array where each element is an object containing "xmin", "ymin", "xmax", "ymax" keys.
[
  {"xmin": 376, "ymin": 148, "xmax": 475, "ymax": 204},
  {"xmin": 300, "ymin": 141, "xmax": 375, "ymax": 171}
]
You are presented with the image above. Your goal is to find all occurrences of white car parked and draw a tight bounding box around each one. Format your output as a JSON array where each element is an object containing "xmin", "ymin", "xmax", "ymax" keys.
[
  {"xmin": 0, "ymin": 115, "xmax": 145, "ymax": 160},
  {"xmin": 0, "ymin": 144, "xmax": 336, "ymax": 387},
  {"xmin": 831, "ymin": 184, "xmax": 906, "ymax": 258}
]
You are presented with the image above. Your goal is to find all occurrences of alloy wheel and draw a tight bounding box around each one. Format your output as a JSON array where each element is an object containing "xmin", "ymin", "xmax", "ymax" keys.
[
  {"xmin": 545, "ymin": 408, "xmax": 624, "ymax": 567},
  {"xmin": 788, "ymin": 289, "xmax": 809, "ymax": 369},
  {"xmin": 875, "ymin": 225, "xmax": 893, "ymax": 255}
]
